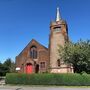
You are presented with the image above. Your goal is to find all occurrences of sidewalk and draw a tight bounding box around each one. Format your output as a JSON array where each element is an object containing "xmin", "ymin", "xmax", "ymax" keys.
[{"xmin": 0, "ymin": 85, "xmax": 90, "ymax": 90}]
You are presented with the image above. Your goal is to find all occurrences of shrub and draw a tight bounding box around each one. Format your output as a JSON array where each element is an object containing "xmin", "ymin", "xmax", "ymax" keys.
[{"xmin": 5, "ymin": 73, "xmax": 90, "ymax": 86}]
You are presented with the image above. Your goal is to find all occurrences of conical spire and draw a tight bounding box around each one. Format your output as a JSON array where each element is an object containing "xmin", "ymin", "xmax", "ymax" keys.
[{"xmin": 56, "ymin": 7, "xmax": 61, "ymax": 21}]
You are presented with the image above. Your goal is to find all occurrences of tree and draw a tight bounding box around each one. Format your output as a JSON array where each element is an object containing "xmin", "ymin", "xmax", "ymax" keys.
[
  {"xmin": 0, "ymin": 62, "xmax": 9, "ymax": 76},
  {"xmin": 58, "ymin": 40, "xmax": 90, "ymax": 73},
  {"xmin": 0, "ymin": 58, "xmax": 16, "ymax": 76},
  {"xmin": 10, "ymin": 61, "xmax": 16, "ymax": 73},
  {"xmin": 3, "ymin": 58, "xmax": 15, "ymax": 73}
]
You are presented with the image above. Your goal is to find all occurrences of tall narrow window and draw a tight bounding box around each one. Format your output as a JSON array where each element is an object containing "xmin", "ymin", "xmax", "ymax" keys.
[
  {"xmin": 57, "ymin": 59, "xmax": 60, "ymax": 67},
  {"xmin": 30, "ymin": 51, "xmax": 32, "ymax": 58},
  {"xmin": 40, "ymin": 62, "xmax": 45, "ymax": 68},
  {"xmin": 30, "ymin": 46, "xmax": 37, "ymax": 59}
]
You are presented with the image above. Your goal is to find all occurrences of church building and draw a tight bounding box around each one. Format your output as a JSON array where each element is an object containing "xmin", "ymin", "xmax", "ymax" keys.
[{"xmin": 16, "ymin": 7, "xmax": 73, "ymax": 74}]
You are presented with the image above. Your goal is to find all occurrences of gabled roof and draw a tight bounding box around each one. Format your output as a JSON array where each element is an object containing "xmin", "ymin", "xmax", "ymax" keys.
[{"xmin": 18, "ymin": 39, "xmax": 48, "ymax": 56}]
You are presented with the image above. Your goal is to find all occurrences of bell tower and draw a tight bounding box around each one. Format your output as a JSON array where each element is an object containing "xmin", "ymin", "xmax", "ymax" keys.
[{"xmin": 49, "ymin": 7, "xmax": 72, "ymax": 73}]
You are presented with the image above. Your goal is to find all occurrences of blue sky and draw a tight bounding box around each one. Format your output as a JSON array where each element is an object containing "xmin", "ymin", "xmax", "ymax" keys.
[{"xmin": 0, "ymin": 0, "xmax": 90, "ymax": 62}]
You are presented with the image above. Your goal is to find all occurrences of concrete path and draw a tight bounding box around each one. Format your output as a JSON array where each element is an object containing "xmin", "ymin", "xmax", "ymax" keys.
[
  {"xmin": 0, "ymin": 85, "xmax": 90, "ymax": 90},
  {"xmin": 0, "ymin": 77, "xmax": 5, "ymax": 85}
]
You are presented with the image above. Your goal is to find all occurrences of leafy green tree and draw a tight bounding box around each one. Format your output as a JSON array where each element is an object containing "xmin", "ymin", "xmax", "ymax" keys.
[
  {"xmin": 3, "ymin": 58, "xmax": 11, "ymax": 72},
  {"xmin": 58, "ymin": 40, "xmax": 90, "ymax": 73},
  {"xmin": 0, "ymin": 58, "xmax": 16, "ymax": 76},
  {"xmin": 0, "ymin": 62, "xmax": 9, "ymax": 76},
  {"xmin": 10, "ymin": 61, "xmax": 16, "ymax": 73},
  {"xmin": 3, "ymin": 58, "xmax": 15, "ymax": 73}
]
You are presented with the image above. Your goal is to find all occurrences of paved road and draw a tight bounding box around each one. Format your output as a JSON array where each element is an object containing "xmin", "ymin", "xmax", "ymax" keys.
[{"xmin": 0, "ymin": 85, "xmax": 90, "ymax": 90}]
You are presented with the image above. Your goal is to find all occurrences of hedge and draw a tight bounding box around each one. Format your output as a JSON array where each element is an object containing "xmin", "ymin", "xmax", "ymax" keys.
[{"xmin": 5, "ymin": 73, "xmax": 90, "ymax": 86}]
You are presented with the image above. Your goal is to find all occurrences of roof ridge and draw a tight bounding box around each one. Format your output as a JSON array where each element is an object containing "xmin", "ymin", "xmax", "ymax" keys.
[{"xmin": 17, "ymin": 39, "xmax": 48, "ymax": 56}]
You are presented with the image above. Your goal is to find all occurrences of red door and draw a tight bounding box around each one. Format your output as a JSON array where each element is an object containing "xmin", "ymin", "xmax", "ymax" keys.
[{"xmin": 26, "ymin": 64, "xmax": 33, "ymax": 74}]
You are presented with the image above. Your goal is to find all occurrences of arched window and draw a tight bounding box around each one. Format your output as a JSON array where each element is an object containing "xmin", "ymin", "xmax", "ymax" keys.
[
  {"xmin": 57, "ymin": 59, "xmax": 60, "ymax": 67},
  {"xmin": 30, "ymin": 46, "xmax": 37, "ymax": 59}
]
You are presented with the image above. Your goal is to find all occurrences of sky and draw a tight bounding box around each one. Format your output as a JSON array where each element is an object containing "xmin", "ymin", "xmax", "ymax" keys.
[{"xmin": 0, "ymin": 0, "xmax": 90, "ymax": 63}]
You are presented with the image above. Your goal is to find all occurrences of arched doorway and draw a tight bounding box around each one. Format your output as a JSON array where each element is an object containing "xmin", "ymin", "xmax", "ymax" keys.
[
  {"xmin": 26, "ymin": 63, "xmax": 33, "ymax": 74},
  {"xmin": 35, "ymin": 64, "xmax": 39, "ymax": 73}
]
